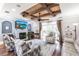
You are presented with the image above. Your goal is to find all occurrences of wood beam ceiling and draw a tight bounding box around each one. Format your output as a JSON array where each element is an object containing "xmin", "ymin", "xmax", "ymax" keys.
[
  {"xmin": 21, "ymin": 3, "xmax": 61, "ymax": 20},
  {"xmin": 21, "ymin": 11, "xmax": 38, "ymax": 18},
  {"xmin": 26, "ymin": 3, "xmax": 59, "ymax": 15},
  {"xmin": 41, "ymin": 3, "xmax": 57, "ymax": 16},
  {"xmin": 40, "ymin": 10, "xmax": 61, "ymax": 17}
]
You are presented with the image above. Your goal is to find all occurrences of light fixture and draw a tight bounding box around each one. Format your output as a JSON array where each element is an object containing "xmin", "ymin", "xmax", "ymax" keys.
[
  {"xmin": 72, "ymin": 23, "xmax": 79, "ymax": 26},
  {"xmin": 11, "ymin": 8, "xmax": 16, "ymax": 12},
  {"xmin": 5, "ymin": 26, "xmax": 9, "ymax": 30}
]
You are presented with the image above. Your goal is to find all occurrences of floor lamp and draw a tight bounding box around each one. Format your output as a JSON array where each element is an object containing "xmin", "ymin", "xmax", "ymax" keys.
[{"xmin": 73, "ymin": 23, "xmax": 79, "ymax": 40}]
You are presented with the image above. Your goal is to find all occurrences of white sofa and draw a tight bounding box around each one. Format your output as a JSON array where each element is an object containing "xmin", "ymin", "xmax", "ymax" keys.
[{"xmin": 14, "ymin": 39, "xmax": 56, "ymax": 56}]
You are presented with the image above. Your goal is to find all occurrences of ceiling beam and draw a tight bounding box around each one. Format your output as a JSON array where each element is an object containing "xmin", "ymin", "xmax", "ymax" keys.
[
  {"xmin": 26, "ymin": 3, "xmax": 59, "ymax": 15},
  {"xmin": 44, "ymin": 3, "xmax": 59, "ymax": 8},
  {"xmin": 21, "ymin": 10, "xmax": 61, "ymax": 19},
  {"xmin": 21, "ymin": 11, "xmax": 38, "ymax": 18},
  {"xmin": 40, "ymin": 19, "xmax": 49, "ymax": 21},
  {"xmin": 26, "ymin": 4, "xmax": 43, "ymax": 15},
  {"xmin": 41, "ymin": 3, "xmax": 56, "ymax": 16},
  {"xmin": 40, "ymin": 13, "xmax": 50, "ymax": 17},
  {"xmin": 21, "ymin": 3, "xmax": 61, "ymax": 20},
  {"xmin": 40, "ymin": 9, "xmax": 61, "ymax": 17},
  {"xmin": 36, "ymin": 4, "xmax": 59, "ymax": 14}
]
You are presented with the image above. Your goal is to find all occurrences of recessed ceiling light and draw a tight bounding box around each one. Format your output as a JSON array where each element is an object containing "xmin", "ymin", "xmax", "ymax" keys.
[
  {"xmin": 73, "ymin": 23, "xmax": 79, "ymax": 26},
  {"xmin": 12, "ymin": 9, "xmax": 16, "ymax": 12}
]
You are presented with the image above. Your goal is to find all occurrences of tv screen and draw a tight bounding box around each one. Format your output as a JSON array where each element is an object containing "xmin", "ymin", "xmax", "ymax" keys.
[{"xmin": 15, "ymin": 20, "xmax": 27, "ymax": 29}]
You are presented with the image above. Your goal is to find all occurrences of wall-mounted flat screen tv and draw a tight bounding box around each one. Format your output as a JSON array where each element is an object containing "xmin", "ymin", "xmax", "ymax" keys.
[{"xmin": 15, "ymin": 19, "xmax": 27, "ymax": 29}]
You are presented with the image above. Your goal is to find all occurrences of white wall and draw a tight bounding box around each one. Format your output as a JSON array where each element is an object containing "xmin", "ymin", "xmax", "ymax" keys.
[
  {"xmin": 0, "ymin": 18, "xmax": 15, "ymax": 41},
  {"xmin": 0, "ymin": 17, "xmax": 40, "ymax": 40},
  {"xmin": 61, "ymin": 16, "xmax": 79, "ymax": 38},
  {"xmin": 59, "ymin": 3, "xmax": 79, "ymax": 39},
  {"xmin": 0, "ymin": 3, "xmax": 39, "ymax": 43}
]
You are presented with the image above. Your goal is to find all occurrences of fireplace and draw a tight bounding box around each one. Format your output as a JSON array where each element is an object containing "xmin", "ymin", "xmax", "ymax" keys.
[{"xmin": 19, "ymin": 32, "xmax": 26, "ymax": 39}]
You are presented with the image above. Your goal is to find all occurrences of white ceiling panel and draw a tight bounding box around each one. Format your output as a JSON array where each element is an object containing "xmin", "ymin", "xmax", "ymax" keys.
[{"xmin": 0, "ymin": 3, "xmax": 37, "ymax": 19}]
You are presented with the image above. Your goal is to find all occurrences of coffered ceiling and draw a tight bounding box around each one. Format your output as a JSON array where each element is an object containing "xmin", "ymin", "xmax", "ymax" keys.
[{"xmin": 21, "ymin": 3, "xmax": 61, "ymax": 21}]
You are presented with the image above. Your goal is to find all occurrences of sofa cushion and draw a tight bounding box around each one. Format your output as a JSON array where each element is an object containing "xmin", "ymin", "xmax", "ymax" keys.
[{"xmin": 46, "ymin": 36, "xmax": 55, "ymax": 44}]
